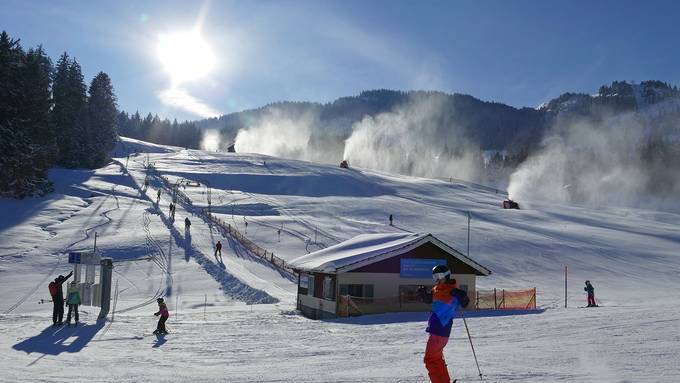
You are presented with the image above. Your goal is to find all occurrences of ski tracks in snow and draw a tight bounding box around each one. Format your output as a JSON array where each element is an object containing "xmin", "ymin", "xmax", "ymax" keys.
[{"xmin": 4, "ymin": 186, "xmax": 121, "ymax": 315}]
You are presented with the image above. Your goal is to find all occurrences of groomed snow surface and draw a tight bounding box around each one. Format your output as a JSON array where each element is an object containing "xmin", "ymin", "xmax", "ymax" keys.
[{"xmin": 1, "ymin": 137, "xmax": 679, "ymax": 382}]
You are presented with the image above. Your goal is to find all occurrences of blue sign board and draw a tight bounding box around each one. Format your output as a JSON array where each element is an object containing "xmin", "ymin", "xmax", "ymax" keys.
[
  {"xmin": 68, "ymin": 252, "xmax": 81, "ymax": 264},
  {"xmin": 400, "ymin": 259, "xmax": 447, "ymax": 278}
]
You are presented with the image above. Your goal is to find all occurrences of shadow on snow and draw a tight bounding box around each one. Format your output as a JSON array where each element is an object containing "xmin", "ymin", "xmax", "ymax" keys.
[{"xmin": 12, "ymin": 321, "xmax": 106, "ymax": 356}]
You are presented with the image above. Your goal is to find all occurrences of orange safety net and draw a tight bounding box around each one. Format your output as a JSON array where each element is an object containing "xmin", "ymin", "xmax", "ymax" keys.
[{"xmin": 475, "ymin": 288, "xmax": 536, "ymax": 310}]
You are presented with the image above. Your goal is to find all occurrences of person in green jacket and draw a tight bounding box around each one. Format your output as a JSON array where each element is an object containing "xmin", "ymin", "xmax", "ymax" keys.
[{"xmin": 66, "ymin": 281, "xmax": 81, "ymax": 326}]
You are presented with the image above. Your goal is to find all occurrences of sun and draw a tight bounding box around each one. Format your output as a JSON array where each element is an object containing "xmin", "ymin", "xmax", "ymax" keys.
[{"xmin": 157, "ymin": 30, "xmax": 216, "ymax": 86}]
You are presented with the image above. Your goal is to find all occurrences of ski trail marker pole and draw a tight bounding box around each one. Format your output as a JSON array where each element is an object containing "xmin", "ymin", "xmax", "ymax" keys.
[{"xmin": 462, "ymin": 313, "xmax": 483, "ymax": 380}]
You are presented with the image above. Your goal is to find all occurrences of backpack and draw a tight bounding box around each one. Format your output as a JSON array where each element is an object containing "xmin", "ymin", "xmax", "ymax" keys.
[{"xmin": 48, "ymin": 282, "xmax": 57, "ymax": 296}]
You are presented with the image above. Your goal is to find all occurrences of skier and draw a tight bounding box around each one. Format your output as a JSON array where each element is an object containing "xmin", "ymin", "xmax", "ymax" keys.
[
  {"xmin": 49, "ymin": 271, "xmax": 73, "ymax": 326},
  {"xmin": 153, "ymin": 297, "xmax": 169, "ymax": 335},
  {"xmin": 215, "ymin": 240, "xmax": 222, "ymax": 258},
  {"xmin": 185, "ymin": 217, "xmax": 191, "ymax": 232},
  {"xmin": 584, "ymin": 280, "xmax": 598, "ymax": 307},
  {"xmin": 421, "ymin": 265, "xmax": 470, "ymax": 383},
  {"xmin": 65, "ymin": 281, "xmax": 81, "ymax": 326},
  {"xmin": 156, "ymin": 189, "xmax": 161, "ymax": 204},
  {"xmin": 389, "ymin": 214, "xmax": 393, "ymax": 226},
  {"xmin": 143, "ymin": 178, "xmax": 149, "ymax": 191}
]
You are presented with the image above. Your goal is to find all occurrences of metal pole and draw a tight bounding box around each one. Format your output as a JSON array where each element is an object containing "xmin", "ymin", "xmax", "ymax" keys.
[
  {"xmin": 462, "ymin": 313, "xmax": 483, "ymax": 380},
  {"xmin": 467, "ymin": 212, "xmax": 471, "ymax": 257},
  {"xmin": 94, "ymin": 232, "xmax": 98, "ymax": 252},
  {"xmin": 565, "ymin": 265, "xmax": 568, "ymax": 308},
  {"xmin": 175, "ymin": 295, "xmax": 179, "ymax": 321},
  {"xmin": 98, "ymin": 258, "xmax": 113, "ymax": 320}
]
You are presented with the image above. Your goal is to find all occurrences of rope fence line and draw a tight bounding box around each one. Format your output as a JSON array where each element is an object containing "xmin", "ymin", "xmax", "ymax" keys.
[
  {"xmin": 147, "ymin": 164, "xmax": 295, "ymax": 277},
  {"xmin": 201, "ymin": 209, "xmax": 296, "ymax": 277}
]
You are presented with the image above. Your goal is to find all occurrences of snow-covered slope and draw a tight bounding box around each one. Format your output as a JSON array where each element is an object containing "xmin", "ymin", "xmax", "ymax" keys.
[{"xmin": 1, "ymin": 137, "xmax": 679, "ymax": 382}]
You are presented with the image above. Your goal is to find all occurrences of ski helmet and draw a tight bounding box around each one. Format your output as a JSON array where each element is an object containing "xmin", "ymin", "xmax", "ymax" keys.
[
  {"xmin": 157, "ymin": 297, "xmax": 164, "ymax": 303},
  {"xmin": 585, "ymin": 280, "xmax": 590, "ymax": 284},
  {"xmin": 432, "ymin": 264, "xmax": 451, "ymax": 281}
]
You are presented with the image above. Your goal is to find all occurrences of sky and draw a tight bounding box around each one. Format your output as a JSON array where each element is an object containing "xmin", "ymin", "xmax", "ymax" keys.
[{"xmin": 2, "ymin": 0, "xmax": 680, "ymax": 121}]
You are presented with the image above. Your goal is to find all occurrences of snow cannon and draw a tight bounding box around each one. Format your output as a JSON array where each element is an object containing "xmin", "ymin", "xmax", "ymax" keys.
[
  {"xmin": 502, "ymin": 199, "xmax": 520, "ymax": 209},
  {"xmin": 340, "ymin": 159, "xmax": 349, "ymax": 169}
]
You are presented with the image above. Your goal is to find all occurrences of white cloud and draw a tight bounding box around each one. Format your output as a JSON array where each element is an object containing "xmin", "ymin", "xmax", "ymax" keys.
[{"xmin": 157, "ymin": 87, "xmax": 220, "ymax": 118}]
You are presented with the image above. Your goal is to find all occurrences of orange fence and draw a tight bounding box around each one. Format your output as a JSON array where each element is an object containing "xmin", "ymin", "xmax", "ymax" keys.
[
  {"xmin": 337, "ymin": 288, "xmax": 537, "ymax": 317},
  {"xmin": 475, "ymin": 288, "xmax": 536, "ymax": 310}
]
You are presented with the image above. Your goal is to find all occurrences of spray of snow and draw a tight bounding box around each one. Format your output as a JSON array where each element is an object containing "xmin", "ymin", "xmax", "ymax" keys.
[
  {"xmin": 201, "ymin": 129, "xmax": 223, "ymax": 152},
  {"xmin": 343, "ymin": 95, "xmax": 481, "ymax": 180},
  {"xmin": 507, "ymin": 112, "xmax": 679, "ymax": 208},
  {"xmin": 233, "ymin": 108, "xmax": 322, "ymax": 161}
]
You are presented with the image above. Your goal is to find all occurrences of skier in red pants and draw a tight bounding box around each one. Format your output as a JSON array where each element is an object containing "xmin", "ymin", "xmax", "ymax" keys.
[
  {"xmin": 420, "ymin": 265, "xmax": 469, "ymax": 383},
  {"xmin": 585, "ymin": 280, "xmax": 598, "ymax": 307}
]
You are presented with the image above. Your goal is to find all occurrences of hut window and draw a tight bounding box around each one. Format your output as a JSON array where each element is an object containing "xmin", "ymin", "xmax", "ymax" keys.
[
  {"xmin": 399, "ymin": 285, "xmax": 433, "ymax": 303},
  {"xmin": 339, "ymin": 284, "xmax": 374, "ymax": 298},
  {"xmin": 308, "ymin": 275, "xmax": 315, "ymax": 297},
  {"xmin": 323, "ymin": 277, "xmax": 335, "ymax": 301}
]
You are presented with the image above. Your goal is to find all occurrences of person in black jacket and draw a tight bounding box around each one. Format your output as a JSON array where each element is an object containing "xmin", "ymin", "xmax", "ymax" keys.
[
  {"xmin": 50, "ymin": 271, "xmax": 73, "ymax": 325},
  {"xmin": 584, "ymin": 280, "xmax": 598, "ymax": 307}
]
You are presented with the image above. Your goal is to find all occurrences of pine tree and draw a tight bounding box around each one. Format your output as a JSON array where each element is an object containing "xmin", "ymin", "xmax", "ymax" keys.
[
  {"xmin": 52, "ymin": 52, "xmax": 73, "ymax": 166},
  {"xmin": 23, "ymin": 46, "xmax": 56, "ymax": 171},
  {"xmin": 53, "ymin": 55, "xmax": 88, "ymax": 167},
  {"xmin": 87, "ymin": 72, "xmax": 118, "ymax": 167},
  {"xmin": 68, "ymin": 59, "xmax": 88, "ymax": 167},
  {"xmin": 0, "ymin": 31, "xmax": 53, "ymax": 197}
]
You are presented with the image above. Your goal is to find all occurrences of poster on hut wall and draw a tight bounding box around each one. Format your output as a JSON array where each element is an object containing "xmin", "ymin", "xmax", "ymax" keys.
[{"xmin": 400, "ymin": 259, "xmax": 446, "ymax": 278}]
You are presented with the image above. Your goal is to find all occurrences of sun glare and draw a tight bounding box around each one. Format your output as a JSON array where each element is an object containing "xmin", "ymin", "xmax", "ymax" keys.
[{"xmin": 157, "ymin": 30, "xmax": 216, "ymax": 85}]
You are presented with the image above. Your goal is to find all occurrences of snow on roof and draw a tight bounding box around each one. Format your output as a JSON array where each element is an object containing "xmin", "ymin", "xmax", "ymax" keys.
[{"xmin": 289, "ymin": 232, "xmax": 491, "ymax": 275}]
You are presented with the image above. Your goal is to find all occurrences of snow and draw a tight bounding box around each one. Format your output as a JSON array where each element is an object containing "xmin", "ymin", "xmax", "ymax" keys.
[
  {"xmin": 1, "ymin": 137, "xmax": 679, "ymax": 382},
  {"xmin": 289, "ymin": 232, "xmax": 427, "ymax": 273}
]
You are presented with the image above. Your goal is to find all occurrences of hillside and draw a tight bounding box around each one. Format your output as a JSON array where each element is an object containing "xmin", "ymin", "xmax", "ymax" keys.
[{"xmin": 0, "ymin": 138, "xmax": 679, "ymax": 382}]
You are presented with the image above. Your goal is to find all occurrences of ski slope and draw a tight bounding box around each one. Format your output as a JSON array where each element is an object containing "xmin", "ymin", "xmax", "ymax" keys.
[{"xmin": 1, "ymin": 137, "xmax": 679, "ymax": 382}]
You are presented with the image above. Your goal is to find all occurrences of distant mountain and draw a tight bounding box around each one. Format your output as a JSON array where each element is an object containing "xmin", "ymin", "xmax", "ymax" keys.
[
  {"xmin": 197, "ymin": 81, "xmax": 680, "ymax": 156},
  {"xmin": 196, "ymin": 89, "xmax": 546, "ymax": 155}
]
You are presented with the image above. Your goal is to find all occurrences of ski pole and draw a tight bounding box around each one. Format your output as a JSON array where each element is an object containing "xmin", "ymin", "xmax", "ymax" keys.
[{"xmin": 462, "ymin": 313, "xmax": 483, "ymax": 380}]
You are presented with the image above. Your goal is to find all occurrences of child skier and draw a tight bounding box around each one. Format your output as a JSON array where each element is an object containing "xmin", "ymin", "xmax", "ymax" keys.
[
  {"xmin": 153, "ymin": 297, "xmax": 169, "ymax": 335},
  {"xmin": 584, "ymin": 280, "xmax": 598, "ymax": 307},
  {"xmin": 185, "ymin": 217, "xmax": 191, "ymax": 232},
  {"xmin": 65, "ymin": 281, "xmax": 81, "ymax": 325},
  {"xmin": 421, "ymin": 265, "xmax": 469, "ymax": 383},
  {"xmin": 215, "ymin": 241, "xmax": 222, "ymax": 258}
]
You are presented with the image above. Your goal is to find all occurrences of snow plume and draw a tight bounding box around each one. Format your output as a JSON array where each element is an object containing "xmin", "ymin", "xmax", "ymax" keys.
[
  {"xmin": 343, "ymin": 96, "xmax": 481, "ymax": 180},
  {"xmin": 233, "ymin": 108, "xmax": 321, "ymax": 161},
  {"xmin": 201, "ymin": 129, "xmax": 223, "ymax": 152},
  {"xmin": 508, "ymin": 112, "xmax": 680, "ymax": 208}
]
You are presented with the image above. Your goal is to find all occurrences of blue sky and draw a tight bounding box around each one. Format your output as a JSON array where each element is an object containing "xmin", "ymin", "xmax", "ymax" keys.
[{"xmin": 2, "ymin": 0, "xmax": 679, "ymax": 121}]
